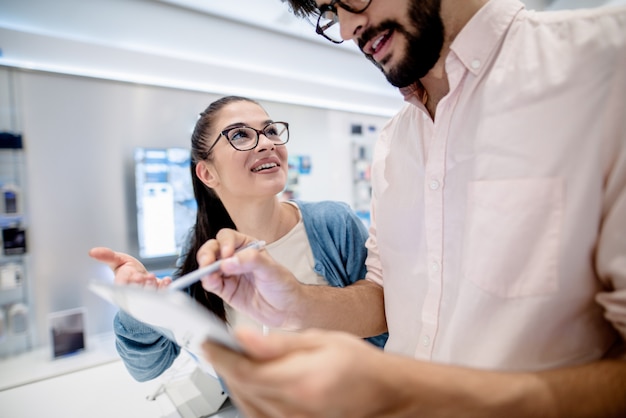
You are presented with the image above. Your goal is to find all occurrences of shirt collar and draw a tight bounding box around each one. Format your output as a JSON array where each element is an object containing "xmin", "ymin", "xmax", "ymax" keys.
[
  {"xmin": 400, "ymin": 0, "xmax": 525, "ymax": 102},
  {"xmin": 450, "ymin": 0, "xmax": 525, "ymax": 76}
]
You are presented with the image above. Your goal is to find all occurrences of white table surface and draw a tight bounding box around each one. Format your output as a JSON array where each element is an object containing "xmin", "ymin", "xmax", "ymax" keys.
[{"xmin": 0, "ymin": 333, "xmax": 241, "ymax": 418}]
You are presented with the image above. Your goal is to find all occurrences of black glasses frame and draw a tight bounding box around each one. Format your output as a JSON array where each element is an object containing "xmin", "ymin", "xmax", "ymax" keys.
[
  {"xmin": 206, "ymin": 121, "xmax": 290, "ymax": 154},
  {"xmin": 315, "ymin": 0, "xmax": 373, "ymax": 44}
]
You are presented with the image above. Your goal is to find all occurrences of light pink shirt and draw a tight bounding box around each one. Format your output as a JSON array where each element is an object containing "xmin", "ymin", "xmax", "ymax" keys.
[{"xmin": 365, "ymin": 0, "xmax": 626, "ymax": 371}]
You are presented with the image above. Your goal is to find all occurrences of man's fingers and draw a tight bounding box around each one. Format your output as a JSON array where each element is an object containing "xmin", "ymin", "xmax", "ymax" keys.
[
  {"xmin": 203, "ymin": 338, "xmax": 247, "ymax": 381},
  {"xmin": 218, "ymin": 248, "xmax": 274, "ymax": 277},
  {"xmin": 203, "ymin": 328, "xmax": 321, "ymax": 366},
  {"xmin": 234, "ymin": 328, "xmax": 324, "ymax": 361},
  {"xmin": 197, "ymin": 230, "xmax": 260, "ymax": 267}
]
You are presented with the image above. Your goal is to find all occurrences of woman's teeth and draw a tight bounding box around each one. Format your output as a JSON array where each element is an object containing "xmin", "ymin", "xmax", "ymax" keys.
[{"xmin": 252, "ymin": 163, "xmax": 277, "ymax": 172}]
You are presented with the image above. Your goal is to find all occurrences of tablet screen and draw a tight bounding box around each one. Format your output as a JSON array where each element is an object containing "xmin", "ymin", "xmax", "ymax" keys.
[{"xmin": 89, "ymin": 281, "xmax": 242, "ymax": 358}]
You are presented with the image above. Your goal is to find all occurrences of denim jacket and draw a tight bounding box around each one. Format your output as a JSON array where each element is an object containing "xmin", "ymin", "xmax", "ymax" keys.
[{"xmin": 114, "ymin": 200, "xmax": 387, "ymax": 382}]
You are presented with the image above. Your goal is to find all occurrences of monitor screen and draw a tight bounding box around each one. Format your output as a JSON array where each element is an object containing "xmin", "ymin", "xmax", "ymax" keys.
[{"xmin": 134, "ymin": 148, "xmax": 196, "ymax": 259}]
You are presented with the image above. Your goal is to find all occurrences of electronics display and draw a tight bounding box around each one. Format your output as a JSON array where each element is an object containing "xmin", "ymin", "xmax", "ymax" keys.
[
  {"xmin": 0, "ymin": 142, "xmax": 32, "ymax": 357},
  {"xmin": 134, "ymin": 148, "xmax": 196, "ymax": 259},
  {"xmin": 49, "ymin": 307, "xmax": 86, "ymax": 358}
]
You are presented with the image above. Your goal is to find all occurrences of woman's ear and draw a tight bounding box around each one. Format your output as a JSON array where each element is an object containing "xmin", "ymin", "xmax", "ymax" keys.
[{"xmin": 195, "ymin": 161, "xmax": 219, "ymax": 188}]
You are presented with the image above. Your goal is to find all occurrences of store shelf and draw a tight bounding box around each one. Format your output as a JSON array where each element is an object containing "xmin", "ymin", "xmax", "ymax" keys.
[{"xmin": 0, "ymin": 139, "xmax": 32, "ymax": 358}]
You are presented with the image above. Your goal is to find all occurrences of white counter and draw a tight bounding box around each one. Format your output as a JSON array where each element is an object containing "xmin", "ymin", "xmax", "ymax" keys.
[{"xmin": 0, "ymin": 333, "xmax": 240, "ymax": 417}]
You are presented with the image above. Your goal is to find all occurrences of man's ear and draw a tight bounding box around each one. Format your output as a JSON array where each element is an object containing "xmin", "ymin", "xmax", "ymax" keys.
[{"xmin": 195, "ymin": 161, "xmax": 219, "ymax": 188}]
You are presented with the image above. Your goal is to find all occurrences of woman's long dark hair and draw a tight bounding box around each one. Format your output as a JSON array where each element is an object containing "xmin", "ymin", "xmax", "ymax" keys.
[{"xmin": 174, "ymin": 96, "xmax": 261, "ymax": 323}]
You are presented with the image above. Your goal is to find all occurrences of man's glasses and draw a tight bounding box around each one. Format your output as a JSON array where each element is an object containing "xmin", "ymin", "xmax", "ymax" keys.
[
  {"xmin": 316, "ymin": 0, "xmax": 372, "ymax": 44},
  {"xmin": 206, "ymin": 122, "xmax": 290, "ymax": 153}
]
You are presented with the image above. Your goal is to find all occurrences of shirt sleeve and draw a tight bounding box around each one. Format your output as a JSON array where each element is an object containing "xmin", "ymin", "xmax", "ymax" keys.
[
  {"xmin": 595, "ymin": 135, "xmax": 626, "ymax": 341},
  {"xmin": 341, "ymin": 203, "xmax": 389, "ymax": 348},
  {"xmin": 340, "ymin": 203, "xmax": 370, "ymax": 283},
  {"xmin": 365, "ymin": 123, "xmax": 392, "ymax": 288}
]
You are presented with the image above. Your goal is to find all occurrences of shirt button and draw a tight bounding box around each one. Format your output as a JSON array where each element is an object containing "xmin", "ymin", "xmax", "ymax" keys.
[
  {"xmin": 429, "ymin": 180, "xmax": 440, "ymax": 190},
  {"xmin": 471, "ymin": 59, "xmax": 481, "ymax": 69},
  {"xmin": 430, "ymin": 261, "xmax": 440, "ymax": 272},
  {"xmin": 422, "ymin": 335, "xmax": 431, "ymax": 347}
]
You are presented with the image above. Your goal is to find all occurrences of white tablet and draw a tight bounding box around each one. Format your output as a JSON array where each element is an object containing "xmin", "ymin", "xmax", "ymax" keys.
[{"xmin": 89, "ymin": 281, "xmax": 242, "ymax": 358}]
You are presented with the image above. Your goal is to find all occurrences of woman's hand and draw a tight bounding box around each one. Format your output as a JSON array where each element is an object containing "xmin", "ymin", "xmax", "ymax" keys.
[{"xmin": 88, "ymin": 247, "xmax": 172, "ymax": 289}]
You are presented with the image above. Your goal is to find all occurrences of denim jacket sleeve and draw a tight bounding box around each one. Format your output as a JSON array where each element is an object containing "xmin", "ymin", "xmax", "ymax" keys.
[
  {"xmin": 297, "ymin": 200, "xmax": 388, "ymax": 348},
  {"xmin": 113, "ymin": 229, "xmax": 196, "ymax": 381},
  {"xmin": 114, "ymin": 310, "xmax": 181, "ymax": 382}
]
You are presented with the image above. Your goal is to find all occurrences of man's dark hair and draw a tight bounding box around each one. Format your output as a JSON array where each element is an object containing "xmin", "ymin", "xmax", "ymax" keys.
[{"xmin": 281, "ymin": 0, "xmax": 319, "ymax": 18}]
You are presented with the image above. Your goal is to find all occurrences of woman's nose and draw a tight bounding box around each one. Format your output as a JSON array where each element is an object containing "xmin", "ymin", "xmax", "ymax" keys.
[{"xmin": 255, "ymin": 133, "xmax": 275, "ymax": 151}]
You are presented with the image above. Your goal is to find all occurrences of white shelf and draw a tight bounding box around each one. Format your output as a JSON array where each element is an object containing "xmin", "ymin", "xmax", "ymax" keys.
[{"xmin": 0, "ymin": 332, "xmax": 119, "ymax": 391}]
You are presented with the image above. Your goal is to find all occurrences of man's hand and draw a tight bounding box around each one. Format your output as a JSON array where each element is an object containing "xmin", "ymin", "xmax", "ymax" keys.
[
  {"xmin": 203, "ymin": 328, "xmax": 398, "ymax": 418},
  {"xmin": 196, "ymin": 229, "xmax": 304, "ymax": 329}
]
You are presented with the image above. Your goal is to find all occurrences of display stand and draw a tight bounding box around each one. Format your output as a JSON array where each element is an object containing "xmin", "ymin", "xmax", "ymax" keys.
[
  {"xmin": 350, "ymin": 123, "xmax": 377, "ymax": 227},
  {"xmin": 0, "ymin": 132, "xmax": 32, "ymax": 358}
]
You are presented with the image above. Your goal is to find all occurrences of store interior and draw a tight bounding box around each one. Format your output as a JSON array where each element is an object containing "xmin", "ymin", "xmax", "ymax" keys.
[{"xmin": 0, "ymin": 0, "xmax": 623, "ymax": 417}]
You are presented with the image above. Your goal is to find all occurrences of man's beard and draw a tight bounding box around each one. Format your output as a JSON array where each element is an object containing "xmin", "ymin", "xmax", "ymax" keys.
[{"xmin": 360, "ymin": 0, "xmax": 444, "ymax": 88}]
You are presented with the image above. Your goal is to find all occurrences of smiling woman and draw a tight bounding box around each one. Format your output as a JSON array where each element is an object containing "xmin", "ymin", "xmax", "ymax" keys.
[{"xmin": 89, "ymin": 95, "xmax": 388, "ymax": 382}]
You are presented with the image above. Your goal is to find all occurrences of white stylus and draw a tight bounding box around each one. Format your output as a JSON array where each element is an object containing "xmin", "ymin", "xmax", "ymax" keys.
[{"xmin": 168, "ymin": 240, "xmax": 266, "ymax": 291}]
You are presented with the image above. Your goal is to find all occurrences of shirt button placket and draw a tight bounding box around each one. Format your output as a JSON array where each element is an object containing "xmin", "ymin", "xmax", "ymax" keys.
[{"xmin": 419, "ymin": 174, "xmax": 443, "ymax": 359}]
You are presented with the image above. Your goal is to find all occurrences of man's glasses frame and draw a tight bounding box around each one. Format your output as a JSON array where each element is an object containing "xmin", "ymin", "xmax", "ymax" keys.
[{"xmin": 315, "ymin": 0, "xmax": 373, "ymax": 44}]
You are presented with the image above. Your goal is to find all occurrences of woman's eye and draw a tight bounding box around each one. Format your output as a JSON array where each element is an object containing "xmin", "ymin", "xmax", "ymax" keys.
[
  {"xmin": 229, "ymin": 128, "xmax": 253, "ymax": 142},
  {"xmin": 265, "ymin": 127, "xmax": 279, "ymax": 137}
]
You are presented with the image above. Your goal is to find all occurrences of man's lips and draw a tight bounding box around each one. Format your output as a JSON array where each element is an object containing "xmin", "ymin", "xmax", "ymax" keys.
[{"xmin": 363, "ymin": 30, "xmax": 392, "ymax": 63}]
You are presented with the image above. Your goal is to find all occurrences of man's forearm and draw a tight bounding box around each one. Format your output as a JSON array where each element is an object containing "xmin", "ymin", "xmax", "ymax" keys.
[
  {"xmin": 532, "ymin": 359, "xmax": 626, "ymax": 417},
  {"xmin": 385, "ymin": 356, "xmax": 626, "ymax": 417},
  {"xmin": 286, "ymin": 279, "xmax": 387, "ymax": 337}
]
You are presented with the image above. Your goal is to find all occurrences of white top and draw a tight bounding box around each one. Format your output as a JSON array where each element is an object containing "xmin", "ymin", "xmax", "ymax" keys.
[{"xmin": 227, "ymin": 202, "xmax": 327, "ymax": 330}]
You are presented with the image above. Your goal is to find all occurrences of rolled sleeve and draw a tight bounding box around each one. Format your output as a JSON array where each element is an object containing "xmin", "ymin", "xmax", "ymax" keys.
[
  {"xmin": 114, "ymin": 310, "xmax": 181, "ymax": 381},
  {"xmin": 596, "ymin": 124, "xmax": 626, "ymax": 341}
]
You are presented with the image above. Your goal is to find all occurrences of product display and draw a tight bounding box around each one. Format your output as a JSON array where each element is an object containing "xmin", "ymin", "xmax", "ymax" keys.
[
  {"xmin": 0, "ymin": 309, "xmax": 6, "ymax": 343},
  {"xmin": 0, "ymin": 262, "xmax": 23, "ymax": 289},
  {"xmin": 8, "ymin": 303, "xmax": 29, "ymax": 335},
  {"xmin": 0, "ymin": 138, "xmax": 32, "ymax": 357},
  {"xmin": 49, "ymin": 308, "xmax": 86, "ymax": 358},
  {"xmin": 1, "ymin": 184, "xmax": 20, "ymax": 215},
  {"xmin": 2, "ymin": 227, "xmax": 27, "ymax": 255}
]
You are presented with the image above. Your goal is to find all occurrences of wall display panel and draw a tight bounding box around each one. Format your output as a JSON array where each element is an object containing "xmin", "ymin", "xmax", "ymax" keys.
[
  {"xmin": 134, "ymin": 147, "xmax": 196, "ymax": 260},
  {"xmin": 349, "ymin": 122, "xmax": 381, "ymax": 227},
  {"xmin": 0, "ymin": 135, "xmax": 34, "ymax": 358}
]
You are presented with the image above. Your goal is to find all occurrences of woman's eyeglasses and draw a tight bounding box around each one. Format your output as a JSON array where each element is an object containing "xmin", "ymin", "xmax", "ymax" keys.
[{"xmin": 207, "ymin": 122, "xmax": 290, "ymax": 153}]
